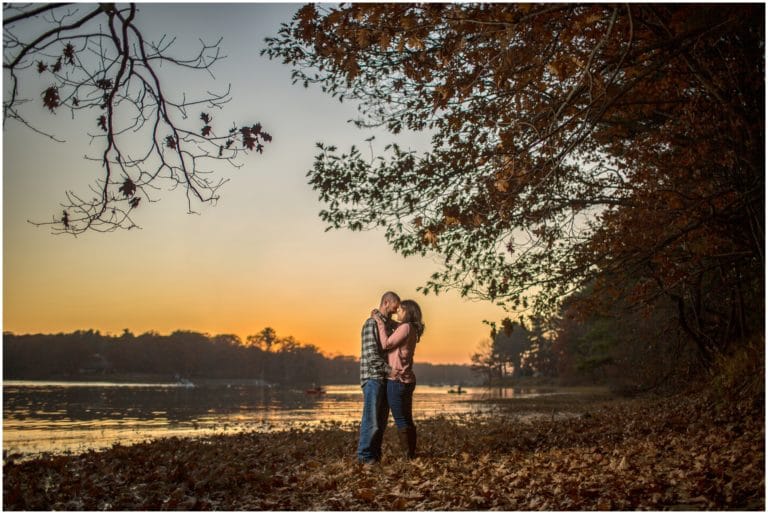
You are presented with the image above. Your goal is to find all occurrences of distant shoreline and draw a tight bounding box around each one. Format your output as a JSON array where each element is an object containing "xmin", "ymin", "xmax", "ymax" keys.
[
  {"xmin": 3, "ymin": 332, "xmax": 481, "ymax": 388},
  {"xmin": 3, "ymin": 375, "xmax": 280, "ymax": 387}
]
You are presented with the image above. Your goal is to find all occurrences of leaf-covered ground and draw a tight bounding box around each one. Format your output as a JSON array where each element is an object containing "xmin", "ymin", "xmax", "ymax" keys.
[{"xmin": 3, "ymin": 390, "xmax": 763, "ymax": 510}]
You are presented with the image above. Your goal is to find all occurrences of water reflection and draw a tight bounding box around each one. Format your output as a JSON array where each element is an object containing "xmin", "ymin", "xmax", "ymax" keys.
[{"xmin": 3, "ymin": 382, "xmax": 550, "ymax": 457}]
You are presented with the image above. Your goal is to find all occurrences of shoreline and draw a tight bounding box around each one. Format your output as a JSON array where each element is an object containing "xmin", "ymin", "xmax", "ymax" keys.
[
  {"xmin": 4, "ymin": 390, "xmax": 763, "ymax": 511},
  {"xmin": 2, "ymin": 383, "xmax": 610, "ymax": 460}
]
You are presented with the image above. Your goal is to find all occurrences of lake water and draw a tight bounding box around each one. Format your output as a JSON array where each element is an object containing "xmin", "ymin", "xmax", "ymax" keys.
[{"xmin": 2, "ymin": 381, "xmax": 554, "ymax": 457}]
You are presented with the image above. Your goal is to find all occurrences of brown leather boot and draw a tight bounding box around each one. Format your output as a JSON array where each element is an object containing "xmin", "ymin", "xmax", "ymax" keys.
[
  {"xmin": 406, "ymin": 426, "xmax": 417, "ymax": 459},
  {"xmin": 398, "ymin": 427, "xmax": 416, "ymax": 459}
]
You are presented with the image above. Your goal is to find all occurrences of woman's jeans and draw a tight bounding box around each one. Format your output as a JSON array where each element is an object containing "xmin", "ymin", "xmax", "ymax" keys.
[
  {"xmin": 357, "ymin": 378, "xmax": 389, "ymax": 463},
  {"xmin": 387, "ymin": 380, "xmax": 416, "ymax": 430}
]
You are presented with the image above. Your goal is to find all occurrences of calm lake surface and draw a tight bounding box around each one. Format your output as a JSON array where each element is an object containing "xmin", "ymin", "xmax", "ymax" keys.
[{"xmin": 3, "ymin": 381, "xmax": 557, "ymax": 457}]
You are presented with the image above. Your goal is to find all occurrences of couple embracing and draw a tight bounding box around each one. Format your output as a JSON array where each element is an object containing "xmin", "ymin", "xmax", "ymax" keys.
[{"xmin": 357, "ymin": 291, "xmax": 425, "ymax": 464}]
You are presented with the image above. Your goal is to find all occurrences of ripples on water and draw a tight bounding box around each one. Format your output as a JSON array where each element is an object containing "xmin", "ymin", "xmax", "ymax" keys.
[{"xmin": 3, "ymin": 381, "xmax": 551, "ymax": 457}]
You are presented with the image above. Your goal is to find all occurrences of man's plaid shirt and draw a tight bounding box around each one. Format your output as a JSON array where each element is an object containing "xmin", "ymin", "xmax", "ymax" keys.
[{"xmin": 360, "ymin": 310, "xmax": 392, "ymax": 386}]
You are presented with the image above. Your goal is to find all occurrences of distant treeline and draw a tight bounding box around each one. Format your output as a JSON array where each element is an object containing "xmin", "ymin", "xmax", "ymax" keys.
[{"xmin": 2, "ymin": 329, "xmax": 477, "ymax": 387}]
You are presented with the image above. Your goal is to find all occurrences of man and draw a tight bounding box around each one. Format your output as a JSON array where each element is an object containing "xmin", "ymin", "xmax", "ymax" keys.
[{"xmin": 357, "ymin": 291, "xmax": 400, "ymax": 464}]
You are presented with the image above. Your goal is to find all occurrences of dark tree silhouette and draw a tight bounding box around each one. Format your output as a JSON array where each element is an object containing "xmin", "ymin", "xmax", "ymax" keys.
[
  {"xmin": 471, "ymin": 321, "xmax": 533, "ymax": 386},
  {"xmin": 2, "ymin": 329, "xmax": 477, "ymax": 386},
  {"xmin": 265, "ymin": 4, "xmax": 764, "ymax": 363},
  {"xmin": 3, "ymin": 3, "xmax": 271, "ymax": 234}
]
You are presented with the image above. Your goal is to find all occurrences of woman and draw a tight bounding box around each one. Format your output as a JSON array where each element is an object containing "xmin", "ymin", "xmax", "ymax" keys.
[{"xmin": 372, "ymin": 299, "xmax": 425, "ymax": 459}]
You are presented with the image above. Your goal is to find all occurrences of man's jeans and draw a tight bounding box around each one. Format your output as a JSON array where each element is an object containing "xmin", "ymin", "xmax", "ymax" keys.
[
  {"xmin": 357, "ymin": 378, "xmax": 389, "ymax": 463},
  {"xmin": 387, "ymin": 380, "xmax": 416, "ymax": 430}
]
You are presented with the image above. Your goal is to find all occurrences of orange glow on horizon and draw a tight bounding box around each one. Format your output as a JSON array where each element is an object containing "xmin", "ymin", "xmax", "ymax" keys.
[{"xmin": 1, "ymin": 3, "xmax": 509, "ymax": 368}]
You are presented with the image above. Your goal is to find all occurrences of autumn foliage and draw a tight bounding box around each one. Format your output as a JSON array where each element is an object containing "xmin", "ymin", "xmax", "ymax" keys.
[
  {"xmin": 264, "ymin": 3, "xmax": 764, "ymax": 369},
  {"xmin": 4, "ymin": 390, "xmax": 763, "ymax": 510}
]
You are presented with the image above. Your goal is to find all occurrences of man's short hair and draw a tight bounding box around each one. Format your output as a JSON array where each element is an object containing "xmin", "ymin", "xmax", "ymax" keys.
[{"xmin": 380, "ymin": 291, "xmax": 401, "ymax": 305}]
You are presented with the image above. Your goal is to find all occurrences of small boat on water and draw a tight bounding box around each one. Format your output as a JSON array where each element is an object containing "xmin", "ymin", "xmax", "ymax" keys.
[
  {"xmin": 448, "ymin": 385, "xmax": 465, "ymax": 394},
  {"xmin": 305, "ymin": 387, "xmax": 326, "ymax": 395}
]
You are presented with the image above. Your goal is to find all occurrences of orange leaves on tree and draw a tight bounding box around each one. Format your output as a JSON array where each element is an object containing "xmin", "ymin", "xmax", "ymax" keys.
[
  {"xmin": 264, "ymin": 3, "xmax": 764, "ymax": 355},
  {"xmin": 493, "ymin": 173, "xmax": 510, "ymax": 193},
  {"xmin": 423, "ymin": 229, "xmax": 438, "ymax": 247},
  {"xmin": 296, "ymin": 3, "xmax": 318, "ymax": 26},
  {"xmin": 378, "ymin": 32, "xmax": 392, "ymax": 50},
  {"xmin": 546, "ymin": 60, "xmax": 570, "ymax": 82}
]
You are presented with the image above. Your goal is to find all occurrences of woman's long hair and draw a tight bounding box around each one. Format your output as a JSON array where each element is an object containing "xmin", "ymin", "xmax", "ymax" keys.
[{"xmin": 400, "ymin": 300, "xmax": 425, "ymax": 342}]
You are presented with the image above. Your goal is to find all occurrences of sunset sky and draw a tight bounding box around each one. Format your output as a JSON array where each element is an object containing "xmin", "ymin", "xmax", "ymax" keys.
[{"xmin": 2, "ymin": 2, "xmax": 508, "ymax": 365}]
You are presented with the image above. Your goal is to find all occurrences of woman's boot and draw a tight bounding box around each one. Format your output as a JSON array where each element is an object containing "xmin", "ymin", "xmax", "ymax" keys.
[
  {"xmin": 406, "ymin": 426, "xmax": 417, "ymax": 459},
  {"xmin": 398, "ymin": 427, "xmax": 416, "ymax": 459},
  {"xmin": 397, "ymin": 428, "xmax": 415, "ymax": 459}
]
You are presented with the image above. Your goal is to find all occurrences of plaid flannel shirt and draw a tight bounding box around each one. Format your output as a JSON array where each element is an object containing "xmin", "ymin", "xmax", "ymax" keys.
[{"xmin": 360, "ymin": 310, "xmax": 392, "ymax": 386}]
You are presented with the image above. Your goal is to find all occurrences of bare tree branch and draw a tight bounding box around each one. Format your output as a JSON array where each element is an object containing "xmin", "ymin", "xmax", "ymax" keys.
[{"xmin": 4, "ymin": 2, "xmax": 271, "ymax": 234}]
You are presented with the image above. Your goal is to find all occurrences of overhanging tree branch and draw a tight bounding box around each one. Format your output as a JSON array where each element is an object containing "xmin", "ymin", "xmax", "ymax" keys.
[
  {"xmin": 265, "ymin": 3, "xmax": 764, "ymax": 357},
  {"xmin": 4, "ymin": 2, "xmax": 271, "ymax": 234}
]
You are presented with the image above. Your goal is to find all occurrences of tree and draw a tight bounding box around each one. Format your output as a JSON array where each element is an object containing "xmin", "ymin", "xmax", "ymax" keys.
[
  {"xmin": 471, "ymin": 321, "xmax": 532, "ymax": 385},
  {"xmin": 4, "ymin": 3, "xmax": 271, "ymax": 234},
  {"xmin": 264, "ymin": 4, "xmax": 764, "ymax": 364},
  {"xmin": 550, "ymin": 281, "xmax": 697, "ymax": 389},
  {"xmin": 491, "ymin": 322, "xmax": 533, "ymax": 378},
  {"xmin": 470, "ymin": 338, "xmax": 499, "ymax": 387},
  {"xmin": 247, "ymin": 327, "xmax": 278, "ymax": 351},
  {"xmin": 526, "ymin": 315, "xmax": 558, "ymax": 377}
]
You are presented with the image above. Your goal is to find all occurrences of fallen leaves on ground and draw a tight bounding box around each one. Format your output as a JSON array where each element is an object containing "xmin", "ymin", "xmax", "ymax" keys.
[{"xmin": 3, "ymin": 391, "xmax": 763, "ymax": 510}]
